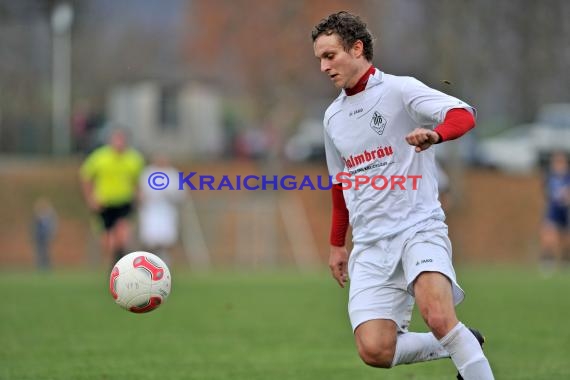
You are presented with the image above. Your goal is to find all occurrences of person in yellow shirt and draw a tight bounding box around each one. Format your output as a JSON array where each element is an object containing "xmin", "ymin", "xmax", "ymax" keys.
[{"xmin": 80, "ymin": 128, "xmax": 145, "ymax": 268}]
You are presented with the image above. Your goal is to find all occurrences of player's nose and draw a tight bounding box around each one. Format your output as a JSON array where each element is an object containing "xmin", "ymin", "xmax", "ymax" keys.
[{"xmin": 320, "ymin": 60, "xmax": 331, "ymax": 73}]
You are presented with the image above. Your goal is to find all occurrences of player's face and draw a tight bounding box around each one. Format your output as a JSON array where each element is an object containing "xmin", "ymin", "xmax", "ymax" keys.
[
  {"xmin": 110, "ymin": 131, "xmax": 127, "ymax": 152},
  {"xmin": 314, "ymin": 33, "xmax": 364, "ymax": 89},
  {"xmin": 551, "ymin": 153, "xmax": 569, "ymax": 174}
]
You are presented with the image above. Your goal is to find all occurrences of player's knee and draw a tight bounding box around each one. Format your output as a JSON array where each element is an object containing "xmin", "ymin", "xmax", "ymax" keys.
[
  {"xmin": 357, "ymin": 342, "xmax": 395, "ymax": 368},
  {"xmin": 424, "ymin": 311, "xmax": 456, "ymax": 338}
]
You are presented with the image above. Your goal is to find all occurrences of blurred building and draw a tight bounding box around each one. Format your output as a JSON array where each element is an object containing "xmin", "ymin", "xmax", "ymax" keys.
[{"xmin": 108, "ymin": 81, "xmax": 224, "ymax": 159}]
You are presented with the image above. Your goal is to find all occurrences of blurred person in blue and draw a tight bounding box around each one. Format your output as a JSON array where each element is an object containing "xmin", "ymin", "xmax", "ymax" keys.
[
  {"xmin": 540, "ymin": 151, "xmax": 570, "ymax": 270},
  {"xmin": 32, "ymin": 197, "xmax": 57, "ymax": 271},
  {"xmin": 138, "ymin": 154, "xmax": 186, "ymax": 265},
  {"xmin": 80, "ymin": 128, "xmax": 145, "ymax": 269}
]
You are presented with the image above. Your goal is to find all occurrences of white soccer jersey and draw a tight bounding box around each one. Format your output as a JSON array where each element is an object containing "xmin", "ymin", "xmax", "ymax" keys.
[{"xmin": 324, "ymin": 70, "xmax": 475, "ymax": 244}]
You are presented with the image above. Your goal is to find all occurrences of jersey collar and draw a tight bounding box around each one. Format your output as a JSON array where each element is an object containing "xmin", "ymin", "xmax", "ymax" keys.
[{"xmin": 340, "ymin": 68, "xmax": 384, "ymax": 98}]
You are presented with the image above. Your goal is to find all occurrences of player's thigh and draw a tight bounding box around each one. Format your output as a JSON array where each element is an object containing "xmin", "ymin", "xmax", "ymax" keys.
[
  {"xmin": 111, "ymin": 204, "xmax": 132, "ymax": 237},
  {"xmin": 113, "ymin": 218, "xmax": 131, "ymax": 242},
  {"xmin": 403, "ymin": 237, "xmax": 462, "ymax": 337},
  {"xmin": 349, "ymin": 243, "xmax": 414, "ymax": 333},
  {"xmin": 541, "ymin": 219, "xmax": 561, "ymax": 243},
  {"xmin": 413, "ymin": 272, "xmax": 458, "ymax": 336},
  {"xmin": 402, "ymin": 229, "xmax": 464, "ymax": 307},
  {"xmin": 98, "ymin": 207, "xmax": 115, "ymax": 232},
  {"xmin": 413, "ymin": 271, "xmax": 455, "ymax": 307}
]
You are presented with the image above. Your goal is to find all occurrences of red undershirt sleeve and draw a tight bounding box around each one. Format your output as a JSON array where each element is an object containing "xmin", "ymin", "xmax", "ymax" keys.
[
  {"xmin": 434, "ymin": 108, "xmax": 476, "ymax": 143},
  {"xmin": 330, "ymin": 183, "xmax": 349, "ymax": 247}
]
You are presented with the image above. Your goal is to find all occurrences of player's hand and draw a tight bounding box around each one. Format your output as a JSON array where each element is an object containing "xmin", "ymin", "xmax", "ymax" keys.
[
  {"xmin": 329, "ymin": 245, "xmax": 349, "ymax": 288},
  {"xmin": 405, "ymin": 128, "xmax": 440, "ymax": 152}
]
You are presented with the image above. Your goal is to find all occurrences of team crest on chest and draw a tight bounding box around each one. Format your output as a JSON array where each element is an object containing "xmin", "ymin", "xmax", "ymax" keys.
[{"xmin": 370, "ymin": 111, "xmax": 387, "ymax": 135}]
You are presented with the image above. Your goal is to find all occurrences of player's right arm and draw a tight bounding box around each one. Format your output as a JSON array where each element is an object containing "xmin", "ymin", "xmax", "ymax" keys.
[
  {"xmin": 329, "ymin": 183, "xmax": 349, "ymax": 288},
  {"xmin": 79, "ymin": 151, "xmax": 101, "ymax": 212},
  {"xmin": 324, "ymin": 122, "xmax": 350, "ymax": 287}
]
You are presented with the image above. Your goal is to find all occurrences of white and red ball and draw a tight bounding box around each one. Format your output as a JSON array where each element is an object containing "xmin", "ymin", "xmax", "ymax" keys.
[{"xmin": 109, "ymin": 251, "xmax": 171, "ymax": 313}]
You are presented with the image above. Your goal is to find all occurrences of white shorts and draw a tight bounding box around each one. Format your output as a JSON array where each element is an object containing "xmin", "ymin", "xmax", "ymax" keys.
[
  {"xmin": 347, "ymin": 218, "xmax": 465, "ymax": 333},
  {"xmin": 138, "ymin": 207, "xmax": 179, "ymax": 248}
]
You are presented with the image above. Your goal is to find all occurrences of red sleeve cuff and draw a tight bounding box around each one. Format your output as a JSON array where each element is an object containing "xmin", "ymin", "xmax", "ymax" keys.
[
  {"xmin": 434, "ymin": 108, "xmax": 475, "ymax": 142},
  {"xmin": 330, "ymin": 183, "xmax": 349, "ymax": 247}
]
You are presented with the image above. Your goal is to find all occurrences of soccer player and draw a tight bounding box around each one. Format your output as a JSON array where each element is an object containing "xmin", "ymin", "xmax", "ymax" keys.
[
  {"xmin": 539, "ymin": 151, "xmax": 570, "ymax": 270},
  {"xmin": 312, "ymin": 12, "xmax": 494, "ymax": 379},
  {"xmin": 80, "ymin": 128, "xmax": 145, "ymax": 268}
]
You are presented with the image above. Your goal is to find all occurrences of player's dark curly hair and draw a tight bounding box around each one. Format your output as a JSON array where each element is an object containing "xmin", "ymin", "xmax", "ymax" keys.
[{"xmin": 311, "ymin": 11, "xmax": 374, "ymax": 62}]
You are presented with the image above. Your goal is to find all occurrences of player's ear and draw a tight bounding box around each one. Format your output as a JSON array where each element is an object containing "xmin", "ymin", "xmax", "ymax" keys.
[{"xmin": 351, "ymin": 40, "xmax": 364, "ymax": 58}]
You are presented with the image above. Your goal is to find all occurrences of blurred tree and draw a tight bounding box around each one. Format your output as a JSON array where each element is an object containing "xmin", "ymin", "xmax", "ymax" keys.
[
  {"xmin": 72, "ymin": 0, "xmax": 188, "ymax": 105},
  {"xmin": 0, "ymin": 0, "xmax": 53, "ymax": 153},
  {"xmin": 183, "ymin": 0, "xmax": 365, "ymax": 130}
]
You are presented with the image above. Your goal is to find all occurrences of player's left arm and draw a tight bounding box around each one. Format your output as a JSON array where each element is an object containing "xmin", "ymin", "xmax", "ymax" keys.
[
  {"xmin": 405, "ymin": 108, "xmax": 475, "ymax": 152},
  {"xmin": 402, "ymin": 77, "xmax": 476, "ymax": 152}
]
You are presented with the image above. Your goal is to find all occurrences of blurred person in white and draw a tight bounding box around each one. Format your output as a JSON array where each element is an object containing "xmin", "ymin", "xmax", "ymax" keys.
[
  {"xmin": 540, "ymin": 151, "xmax": 570, "ymax": 271},
  {"xmin": 138, "ymin": 155, "xmax": 186, "ymax": 265},
  {"xmin": 32, "ymin": 197, "xmax": 57, "ymax": 271},
  {"xmin": 312, "ymin": 11, "xmax": 493, "ymax": 380}
]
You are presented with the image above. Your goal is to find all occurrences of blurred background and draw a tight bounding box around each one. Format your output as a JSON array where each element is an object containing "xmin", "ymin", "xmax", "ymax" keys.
[{"xmin": 0, "ymin": 0, "xmax": 569, "ymax": 271}]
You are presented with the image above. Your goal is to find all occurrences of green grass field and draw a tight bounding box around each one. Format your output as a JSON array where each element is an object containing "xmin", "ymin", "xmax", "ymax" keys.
[{"xmin": 2, "ymin": 266, "xmax": 569, "ymax": 380}]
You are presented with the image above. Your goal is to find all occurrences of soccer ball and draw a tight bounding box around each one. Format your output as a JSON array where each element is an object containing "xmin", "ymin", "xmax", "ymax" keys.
[{"xmin": 109, "ymin": 251, "xmax": 171, "ymax": 313}]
